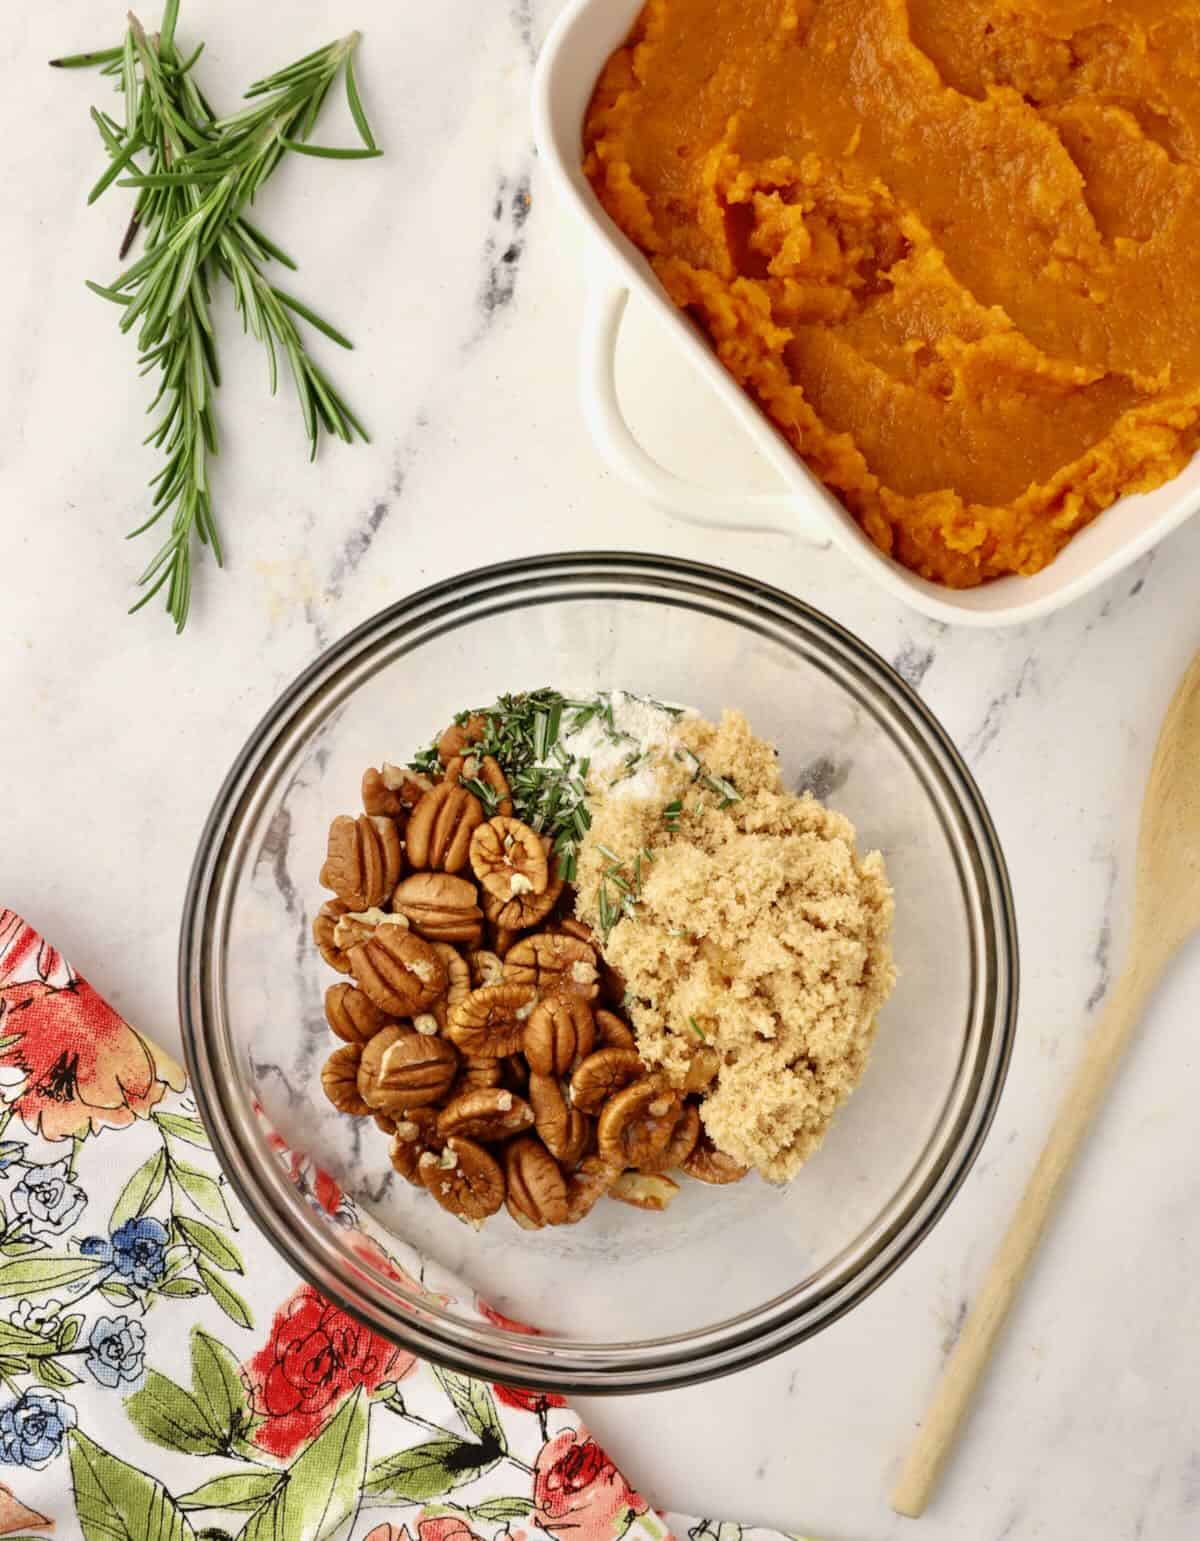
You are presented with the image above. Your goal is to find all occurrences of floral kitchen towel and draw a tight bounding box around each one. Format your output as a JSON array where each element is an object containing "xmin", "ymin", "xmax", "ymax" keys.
[{"xmin": 0, "ymin": 910, "xmax": 810, "ymax": 1541}]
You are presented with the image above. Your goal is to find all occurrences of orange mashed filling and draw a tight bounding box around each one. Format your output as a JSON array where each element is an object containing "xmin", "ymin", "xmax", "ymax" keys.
[{"xmin": 583, "ymin": 0, "xmax": 1200, "ymax": 587}]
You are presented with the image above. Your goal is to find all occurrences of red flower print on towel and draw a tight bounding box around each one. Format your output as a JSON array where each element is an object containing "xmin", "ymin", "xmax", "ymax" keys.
[
  {"xmin": 533, "ymin": 1427, "xmax": 647, "ymax": 1540},
  {"xmin": 494, "ymin": 1382, "xmax": 567, "ymax": 1415},
  {"xmin": 364, "ymin": 1524, "xmax": 485, "ymax": 1541},
  {"xmin": 416, "ymin": 1519, "xmax": 484, "ymax": 1541},
  {"xmin": 0, "ymin": 912, "xmax": 67, "ymax": 988},
  {"xmin": 242, "ymin": 1284, "xmax": 415, "ymax": 1458},
  {"xmin": 476, "ymin": 1297, "xmax": 540, "ymax": 1335},
  {"xmin": 0, "ymin": 973, "xmax": 185, "ymax": 1142}
]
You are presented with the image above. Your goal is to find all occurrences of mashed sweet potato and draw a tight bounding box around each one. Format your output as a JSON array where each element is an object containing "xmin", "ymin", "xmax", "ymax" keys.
[{"xmin": 584, "ymin": 0, "xmax": 1200, "ymax": 586}]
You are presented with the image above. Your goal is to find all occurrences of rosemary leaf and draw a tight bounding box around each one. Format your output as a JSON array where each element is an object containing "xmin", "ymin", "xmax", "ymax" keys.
[
  {"xmin": 50, "ymin": 47, "xmax": 124, "ymax": 69},
  {"xmin": 278, "ymin": 138, "xmax": 383, "ymax": 159}
]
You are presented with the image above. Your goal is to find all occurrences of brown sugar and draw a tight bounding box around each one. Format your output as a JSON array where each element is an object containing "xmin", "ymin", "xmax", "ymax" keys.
[
  {"xmin": 584, "ymin": 0, "xmax": 1200, "ymax": 588},
  {"xmin": 574, "ymin": 710, "xmax": 895, "ymax": 1182}
]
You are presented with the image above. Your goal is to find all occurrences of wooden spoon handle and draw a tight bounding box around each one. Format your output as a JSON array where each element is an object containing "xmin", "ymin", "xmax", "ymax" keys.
[{"xmin": 891, "ymin": 957, "xmax": 1157, "ymax": 1518}]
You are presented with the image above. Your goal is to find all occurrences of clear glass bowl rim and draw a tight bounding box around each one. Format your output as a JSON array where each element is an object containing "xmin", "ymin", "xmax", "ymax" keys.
[{"xmin": 179, "ymin": 551, "xmax": 1019, "ymax": 1393}]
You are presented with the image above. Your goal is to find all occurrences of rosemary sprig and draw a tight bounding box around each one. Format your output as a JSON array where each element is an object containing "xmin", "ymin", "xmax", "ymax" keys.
[{"xmin": 55, "ymin": 5, "xmax": 379, "ymax": 630}]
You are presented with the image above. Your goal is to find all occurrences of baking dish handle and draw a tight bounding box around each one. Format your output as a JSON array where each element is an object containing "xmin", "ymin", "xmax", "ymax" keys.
[{"xmin": 581, "ymin": 276, "xmax": 826, "ymax": 540}]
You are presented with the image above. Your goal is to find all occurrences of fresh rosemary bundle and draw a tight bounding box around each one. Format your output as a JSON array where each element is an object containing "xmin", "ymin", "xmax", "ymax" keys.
[{"xmin": 53, "ymin": 1, "xmax": 379, "ymax": 631}]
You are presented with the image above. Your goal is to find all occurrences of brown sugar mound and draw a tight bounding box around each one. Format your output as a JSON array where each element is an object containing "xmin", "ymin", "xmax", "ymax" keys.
[
  {"xmin": 583, "ymin": 0, "xmax": 1200, "ymax": 587},
  {"xmin": 575, "ymin": 710, "xmax": 895, "ymax": 1182}
]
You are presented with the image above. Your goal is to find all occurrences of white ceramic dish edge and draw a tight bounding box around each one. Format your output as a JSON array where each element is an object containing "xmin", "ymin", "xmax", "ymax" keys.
[{"xmin": 532, "ymin": 0, "xmax": 1200, "ymax": 627}]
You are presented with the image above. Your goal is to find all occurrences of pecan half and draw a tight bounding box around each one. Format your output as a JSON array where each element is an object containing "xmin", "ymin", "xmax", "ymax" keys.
[
  {"xmin": 524, "ymin": 994, "xmax": 595, "ymax": 1076},
  {"xmin": 564, "ymin": 1155, "xmax": 621, "ymax": 1224},
  {"xmin": 445, "ymin": 753, "xmax": 514, "ymax": 818},
  {"xmin": 429, "ymin": 942, "xmax": 472, "ymax": 1031},
  {"xmin": 505, "ymin": 1137, "xmax": 568, "ymax": 1229},
  {"xmin": 321, "ymin": 1044, "xmax": 371, "ymax": 1116},
  {"xmin": 504, "ymin": 933, "xmax": 599, "ymax": 1001},
  {"xmin": 528, "ymin": 1073, "xmax": 589, "ymax": 1164},
  {"xmin": 556, "ymin": 917, "xmax": 598, "ymax": 947},
  {"xmin": 569, "ymin": 1047, "xmax": 644, "ymax": 1114},
  {"xmin": 320, "ymin": 813, "xmax": 403, "ymax": 911},
  {"xmin": 438, "ymin": 1087, "xmax": 534, "ymax": 1141},
  {"xmin": 608, "ymin": 1171, "xmax": 680, "ymax": 1212},
  {"xmin": 313, "ymin": 900, "xmax": 352, "ymax": 974},
  {"xmin": 388, "ymin": 1108, "xmax": 440, "ymax": 1184},
  {"xmin": 392, "ymin": 872, "xmax": 483, "ymax": 945},
  {"xmin": 365, "ymin": 763, "xmax": 434, "ymax": 819},
  {"xmin": 558, "ymin": 1110, "xmax": 592, "ymax": 1166},
  {"xmin": 357, "ymin": 1026, "xmax": 458, "ymax": 1112},
  {"xmin": 406, "ymin": 784, "xmax": 484, "ymax": 873},
  {"xmin": 418, "ymin": 1137, "xmax": 505, "ymax": 1223},
  {"xmin": 594, "ymin": 1010, "xmax": 637, "ymax": 1051},
  {"xmin": 438, "ymin": 715, "xmax": 487, "ymax": 764},
  {"xmin": 470, "ymin": 817, "xmax": 549, "ymax": 903},
  {"xmin": 452, "ymin": 1056, "xmax": 503, "ymax": 1096},
  {"xmin": 325, "ymin": 982, "xmax": 391, "ymax": 1045},
  {"xmin": 361, "ymin": 767, "xmax": 406, "ymax": 820},
  {"xmin": 467, "ymin": 949, "xmax": 505, "ymax": 989},
  {"xmin": 596, "ymin": 1076, "xmax": 682, "ymax": 1169},
  {"xmin": 681, "ymin": 1135, "xmax": 749, "ymax": 1185},
  {"xmin": 481, "ymin": 865, "xmax": 565, "ymax": 932},
  {"xmin": 640, "ymin": 1101, "xmax": 701, "ymax": 1173},
  {"xmin": 445, "ymin": 984, "xmax": 537, "ymax": 1058},
  {"xmin": 349, "ymin": 926, "xmax": 447, "ymax": 1016},
  {"xmin": 333, "ymin": 907, "xmax": 408, "ymax": 952}
]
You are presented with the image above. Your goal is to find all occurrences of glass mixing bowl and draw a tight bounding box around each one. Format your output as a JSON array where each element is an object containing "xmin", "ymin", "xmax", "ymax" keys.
[{"xmin": 181, "ymin": 553, "xmax": 1017, "ymax": 1393}]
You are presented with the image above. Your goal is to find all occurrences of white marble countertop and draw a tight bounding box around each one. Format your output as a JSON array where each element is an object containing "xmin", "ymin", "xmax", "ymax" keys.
[{"xmin": 4, "ymin": 1, "xmax": 1200, "ymax": 1536}]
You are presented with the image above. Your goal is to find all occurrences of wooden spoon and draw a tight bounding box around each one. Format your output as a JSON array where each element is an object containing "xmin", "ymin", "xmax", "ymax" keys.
[{"xmin": 892, "ymin": 650, "xmax": 1200, "ymax": 1518}]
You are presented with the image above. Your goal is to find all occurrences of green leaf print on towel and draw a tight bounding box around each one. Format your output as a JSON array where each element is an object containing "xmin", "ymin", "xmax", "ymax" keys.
[
  {"xmin": 241, "ymin": 1386, "xmax": 369, "ymax": 1541},
  {"xmin": 69, "ymin": 1427, "xmax": 197, "ymax": 1541}
]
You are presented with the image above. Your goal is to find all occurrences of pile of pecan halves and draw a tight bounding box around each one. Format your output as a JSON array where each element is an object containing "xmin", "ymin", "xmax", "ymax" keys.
[{"xmin": 314, "ymin": 717, "xmax": 746, "ymax": 1231}]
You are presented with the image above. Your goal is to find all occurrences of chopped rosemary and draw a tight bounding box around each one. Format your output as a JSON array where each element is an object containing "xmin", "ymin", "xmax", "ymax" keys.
[
  {"xmin": 406, "ymin": 689, "xmax": 693, "ymax": 900},
  {"xmin": 409, "ymin": 742, "xmax": 441, "ymax": 778},
  {"xmin": 663, "ymin": 799, "xmax": 683, "ymax": 832},
  {"xmin": 462, "ymin": 778, "xmax": 503, "ymax": 817},
  {"xmin": 597, "ymin": 882, "xmax": 620, "ymax": 940},
  {"xmin": 687, "ymin": 1016, "xmax": 707, "ymax": 1041},
  {"xmin": 671, "ymin": 746, "xmax": 742, "ymax": 810},
  {"xmin": 409, "ymin": 689, "xmax": 594, "ymax": 880},
  {"xmin": 701, "ymin": 771, "xmax": 742, "ymax": 809}
]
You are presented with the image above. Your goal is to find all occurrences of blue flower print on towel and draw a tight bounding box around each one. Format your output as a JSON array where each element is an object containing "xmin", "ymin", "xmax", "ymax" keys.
[
  {"xmin": 83, "ymin": 1315, "xmax": 146, "ymax": 1389},
  {"xmin": 0, "ymin": 1140, "xmax": 24, "ymax": 1177},
  {"xmin": 80, "ymin": 1215, "xmax": 168, "ymax": 1288},
  {"xmin": 10, "ymin": 1158, "xmax": 85, "ymax": 1234},
  {"xmin": 0, "ymin": 1389, "xmax": 76, "ymax": 1469}
]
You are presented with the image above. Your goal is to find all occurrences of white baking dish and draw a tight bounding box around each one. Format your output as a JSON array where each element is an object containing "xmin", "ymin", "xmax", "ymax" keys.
[{"xmin": 532, "ymin": 0, "xmax": 1200, "ymax": 626}]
